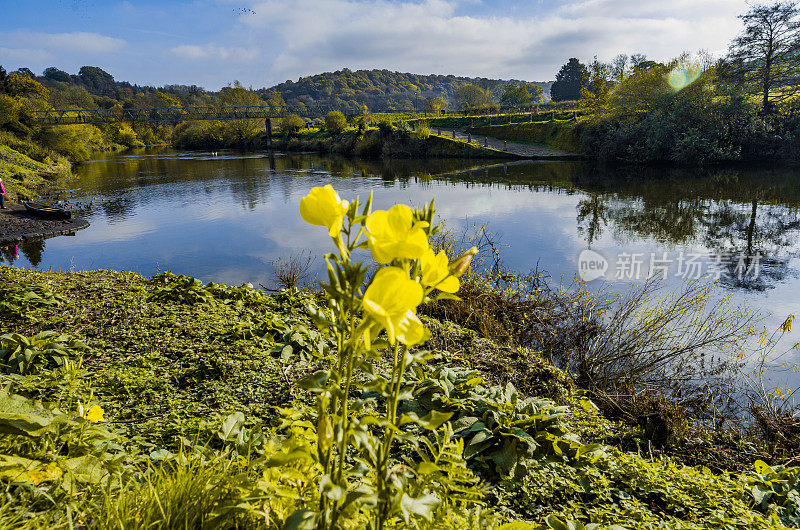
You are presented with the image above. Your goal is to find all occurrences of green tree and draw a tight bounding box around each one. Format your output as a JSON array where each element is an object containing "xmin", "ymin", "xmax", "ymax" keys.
[
  {"xmin": 453, "ymin": 83, "xmax": 493, "ymax": 110},
  {"xmin": 325, "ymin": 110, "xmax": 347, "ymax": 134},
  {"xmin": 529, "ymin": 84, "xmax": 545, "ymax": 103},
  {"xmin": 4, "ymin": 72, "xmax": 49, "ymax": 100},
  {"xmin": 280, "ymin": 113, "xmax": 304, "ymax": 135},
  {"xmin": 43, "ymin": 67, "xmax": 71, "ymax": 83},
  {"xmin": 499, "ymin": 84, "xmax": 532, "ymax": 107},
  {"xmin": 551, "ymin": 58, "xmax": 588, "ymax": 101},
  {"xmin": 263, "ymin": 89, "xmax": 286, "ymax": 115},
  {"xmin": 77, "ymin": 66, "xmax": 117, "ymax": 98},
  {"xmin": 726, "ymin": 1, "xmax": 800, "ymax": 113},
  {"xmin": 218, "ymin": 81, "xmax": 263, "ymax": 144},
  {"xmin": 425, "ymin": 96, "xmax": 448, "ymax": 115},
  {"xmin": 581, "ymin": 58, "xmax": 614, "ymax": 115}
]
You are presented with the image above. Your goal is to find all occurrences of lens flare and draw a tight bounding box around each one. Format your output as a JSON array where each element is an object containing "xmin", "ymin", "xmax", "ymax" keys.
[{"xmin": 667, "ymin": 64, "xmax": 704, "ymax": 91}]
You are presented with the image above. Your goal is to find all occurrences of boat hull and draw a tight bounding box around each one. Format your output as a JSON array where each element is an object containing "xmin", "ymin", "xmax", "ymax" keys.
[{"xmin": 23, "ymin": 202, "xmax": 72, "ymax": 220}]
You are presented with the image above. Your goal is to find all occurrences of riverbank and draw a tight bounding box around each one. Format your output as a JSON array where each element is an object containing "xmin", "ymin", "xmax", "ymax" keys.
[
  {"xmin": 273, "ymin": 127, "xmax": 524, "ymax": 159},
  {"xmin": 0, "ymin": 202, "xmax": 89, "ymax": 245},
  {"xmin": 0, "ymin": 265, "xmax": 796, "ymax": 528},
  {"xmin": 0, "ymin": 140, "xmax": 72, "ymax": 203}
]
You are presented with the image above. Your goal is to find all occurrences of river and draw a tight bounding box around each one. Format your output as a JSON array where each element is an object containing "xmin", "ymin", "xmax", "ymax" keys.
[{"xmin": 3, "ymin": 148, "xmax": 799, "ymax": 391}]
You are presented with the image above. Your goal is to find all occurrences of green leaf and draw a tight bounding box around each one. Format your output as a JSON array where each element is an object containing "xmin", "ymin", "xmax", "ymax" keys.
[
  {"xmin": 498, "ymin": 523, "xmax": 536, "ymax": 530},
  {"xmin": 576, "ymin": 443, "xmax": 601, "ymax": 458},
  {"xmin": 319, "ymin": 475, "xmax": 345, "ymax": 501},
  {"xmin": 400, "ymin": 493, "xmax": 439, "ymax": 524},
  {"xmin": 751, "ymin": 485, "xmax": 771, "ymax": 505},
  {"xmin": 400, "ymin": 410, "xmax": 453, "ymax": 430},
  {"xmin": 283, "ymin": 509, "xmax": 318, "ymax": 530},
  {"xmin": 434, "ymin": 292, "xmax": 462, "ymax": 302},
  {"xmin": 265, "ymin": 449, "xmax": 313, "ymax": 467},
  {"xmin": 579, "ymin": 399, "xmax": 599, "ymax": 413},
  {"xmin": 754, "ymin": 459, "xmax": 775, "ymax": 476},
  {"xmin": 149, "ymin": 449, "xmax": 173, "ymax": 461},
  {"xmin": 545, "ymin": 515, "xmax": 572, "ymax": 530},
  {"xmin": 217, "ymin": 412, "xmax": 245, "ymax": 441},
  {"xmin": 416, "ymin": 461, "xmax": 440, "ymax": 475},
  {"xmin": 298, "ymin": 370, "xmax": 328, "ymax": 392}
]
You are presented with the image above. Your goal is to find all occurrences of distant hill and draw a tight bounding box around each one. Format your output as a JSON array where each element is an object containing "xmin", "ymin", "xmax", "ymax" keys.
[
  {"xmin": 8, "ymin": 64, "xmax": 551, "ymax": 112},
  {"xmin": 265, "ymin": 69, "xmax": 552, "ymax": 112}
]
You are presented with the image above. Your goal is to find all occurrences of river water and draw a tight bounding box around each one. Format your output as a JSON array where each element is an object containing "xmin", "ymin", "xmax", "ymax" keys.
[{"xmin": 3, "ymin": 149, "xmax": 799, "ymax": 390}]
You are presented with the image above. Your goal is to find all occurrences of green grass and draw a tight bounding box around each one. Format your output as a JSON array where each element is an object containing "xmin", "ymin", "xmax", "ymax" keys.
[
  {"xmin": 465, "ymin": 120, "xmax": 584, "ymax": 153},
  {"xmin": 0, "ymin": 134, "xmax": 72, "ymax": 201},
  {"xmin": 0, "ymin": 266, "xmax": 795, "ymax": 529}
]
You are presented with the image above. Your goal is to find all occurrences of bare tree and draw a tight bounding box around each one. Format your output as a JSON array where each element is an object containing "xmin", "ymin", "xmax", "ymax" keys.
[
  {"xmin": 727, "ymin": 2, "xmax": 800, "ymax": 113},
  {"xmin": 611, "ymin": 54, "xmax": 629, "ymax": 81},
  {"xmin": 630, "ymin": 53, "xmax": 648, "ymax": 69}
]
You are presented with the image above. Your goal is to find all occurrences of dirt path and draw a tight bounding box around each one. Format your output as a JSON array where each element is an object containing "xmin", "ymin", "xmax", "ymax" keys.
[
  {"xmin": 0, "ymin": 203, "xmax": 88, "ymax": 245},
  {"xmin": 437, "ymin": 129, "xmax": 581, "ymax": 159}
]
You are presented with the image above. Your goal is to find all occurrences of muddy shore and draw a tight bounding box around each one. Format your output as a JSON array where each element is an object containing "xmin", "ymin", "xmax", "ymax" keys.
[{"xmin": 0, "ymin": 203, "xmax": 89, "ymax": 245}]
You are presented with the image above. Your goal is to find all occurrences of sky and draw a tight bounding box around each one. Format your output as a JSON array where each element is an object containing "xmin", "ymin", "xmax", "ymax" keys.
[{"xmin": 0, "ymin": 0, "xmax": 750, "ymax": 90}]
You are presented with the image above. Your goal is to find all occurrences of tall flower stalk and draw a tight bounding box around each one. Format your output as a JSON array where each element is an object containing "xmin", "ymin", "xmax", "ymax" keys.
[{"xmin": 294, "ymin": 186, "xmax": 476, "ymax": 529}]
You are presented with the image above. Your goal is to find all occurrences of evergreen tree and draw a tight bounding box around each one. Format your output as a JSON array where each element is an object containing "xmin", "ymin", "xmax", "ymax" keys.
[{"xmin": 551, "ymin": 58, "xmax": 588, "ymax": 101}]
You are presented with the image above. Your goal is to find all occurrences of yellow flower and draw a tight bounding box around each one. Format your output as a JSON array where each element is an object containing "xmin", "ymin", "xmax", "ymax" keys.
[
  {"xmin": 420, "ymin": 248, "xmax": 459, "ymax": 293},
  {"xmin": 394, "ymin": 310, "xmax": 428, "ymax": 346},
  {"xmin": 85, "ymin": 405, "xmax": 104, "ymax": 423},
  {"xmin": 299, "ymin": 185, "xmax": 349, "ymax": 237},
  {"xmin": 365, "ymin": 205, "xmax": 428, "ymax": 264},
  {"xmin": 362, "ymin": 267, "xmax": 426, "ymax": 345}
]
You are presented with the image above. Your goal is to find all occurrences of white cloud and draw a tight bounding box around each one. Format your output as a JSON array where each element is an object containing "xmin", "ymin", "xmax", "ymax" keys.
[
  {"xmin": 0, "ymin": 31, "xmax": 126, "ymax": 55},
  {"xmin": 0, "ymin": 47, "xmax": 55, "ymax": 64},
  {"xmin": 43, "ymin": 32, "xmax": 126, "ymax": 54},
  {"xmin": 235, "ymin": 0, "xmax": 749, "ymax": 84},
  {"xmin": 170, "ymin": 44, "xmax": 260, "ymax": 62}
]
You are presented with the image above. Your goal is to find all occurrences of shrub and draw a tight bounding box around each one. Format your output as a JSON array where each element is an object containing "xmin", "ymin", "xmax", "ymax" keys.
[
  {"xmin": 324, "ymin": 111, "xmax": 347, "ymax": 134},
  {"xmin": 280, "ymin": 114, "xmax": 304, "ymax": 136}
]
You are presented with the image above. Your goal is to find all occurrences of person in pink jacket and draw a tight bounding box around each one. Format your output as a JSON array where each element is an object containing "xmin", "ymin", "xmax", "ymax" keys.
[{"xmin": 0, "ymin": 177, "xmax": 6, "ymax": 209}]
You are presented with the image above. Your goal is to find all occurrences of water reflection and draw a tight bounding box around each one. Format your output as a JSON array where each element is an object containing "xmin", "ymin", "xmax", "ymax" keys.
[
  {"xmin": 6, "ymin": 150, "xmax": 798, "ymax": 389},
  {"xmin": 14, "ymin": 150, "xmax": 800, "ymax": 297}
]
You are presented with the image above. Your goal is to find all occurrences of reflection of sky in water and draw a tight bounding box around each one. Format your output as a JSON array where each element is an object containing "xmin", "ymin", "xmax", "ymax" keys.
[{"xmin": 4, "ymin": 150, "xmax": 800, "ymax": 390}]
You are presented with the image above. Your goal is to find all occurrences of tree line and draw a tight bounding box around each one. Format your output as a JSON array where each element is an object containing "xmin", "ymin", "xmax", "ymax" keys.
[{"xmin": 546, "ymin": 1, "xmax": 800, "ymax": 163}]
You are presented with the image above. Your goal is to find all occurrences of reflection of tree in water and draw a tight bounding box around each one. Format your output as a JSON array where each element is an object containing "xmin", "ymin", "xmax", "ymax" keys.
[
  {"xmin": 21, "ymin": 239, "xmax": 45, "ymax": 267},
  {"xmin": 100, "ymin": 197, "xmax": 137, "ymax": 222},
  {"xmin": 701, "ymin": 199, "xmax": 800, "ymax": 290},
  {"xmin": 577, "ymin": 193, "xmax": 608, "ymax": 246},
  {"xmin": 572, "ymin": 167, "xmax": 800, "ymax": 291}
]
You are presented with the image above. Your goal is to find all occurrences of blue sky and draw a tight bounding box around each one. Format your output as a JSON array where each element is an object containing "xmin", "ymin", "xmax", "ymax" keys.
[{"xmin": 0, "ymin": 0, "xmax": 749, "ymax": 90}]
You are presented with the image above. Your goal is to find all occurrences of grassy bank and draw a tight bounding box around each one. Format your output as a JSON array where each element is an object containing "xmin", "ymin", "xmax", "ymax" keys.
[
  {"xmin": 465, "ymin": 120, "xmax": 584, "ymax": 153},
  {"xmin": 0, "ymin": 265, "xmax": 797, "ymax": 528},
  {"xmin": 0, "ymin": 142, "xmax": 70, "ymax": 202},
  {"xmin": 274, "ymin": 126, "xmax": 518, "ymax": 159}
]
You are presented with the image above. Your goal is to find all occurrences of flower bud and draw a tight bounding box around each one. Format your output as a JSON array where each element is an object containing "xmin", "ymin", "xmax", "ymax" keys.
[{"xmin": 449, "ymin": 246, "xmax": 478, "ymax": 278}]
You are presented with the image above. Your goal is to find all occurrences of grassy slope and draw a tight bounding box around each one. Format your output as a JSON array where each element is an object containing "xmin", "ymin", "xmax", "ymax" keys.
[
  {"xmin": 0, "ymin": 143, "xmax": 71, "ymax": 202},
  {"xmin": 276, "ymin": 127, "xmax": 518, "ymax": 159},
  {"xmin": 465, "ymin": 121, "xmax": 584, "ymax": 153},
  {"xmin": 0, "ymin": 266, "xmax": 794, "ymax": 529}
]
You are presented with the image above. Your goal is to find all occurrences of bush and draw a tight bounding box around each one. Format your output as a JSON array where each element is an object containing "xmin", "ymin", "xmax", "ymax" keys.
[
  {"xmin": 280, "ymin": 114, "xmax": 304, "ymax": 136},
  {"xmin": 324, "ymin": 111, "xmax": 347, "ymax": 134}
]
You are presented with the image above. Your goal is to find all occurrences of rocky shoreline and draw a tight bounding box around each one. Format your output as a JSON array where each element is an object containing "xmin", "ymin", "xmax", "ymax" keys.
[{"xmin": 0, "ymin": 203, "xmax": 89, "ymax": 245}]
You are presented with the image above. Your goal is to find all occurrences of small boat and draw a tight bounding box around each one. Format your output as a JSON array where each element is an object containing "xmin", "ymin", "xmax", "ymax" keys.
[{"xmin": 23, "ymin": 202, "xmax": 72, "ymax": 220}]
